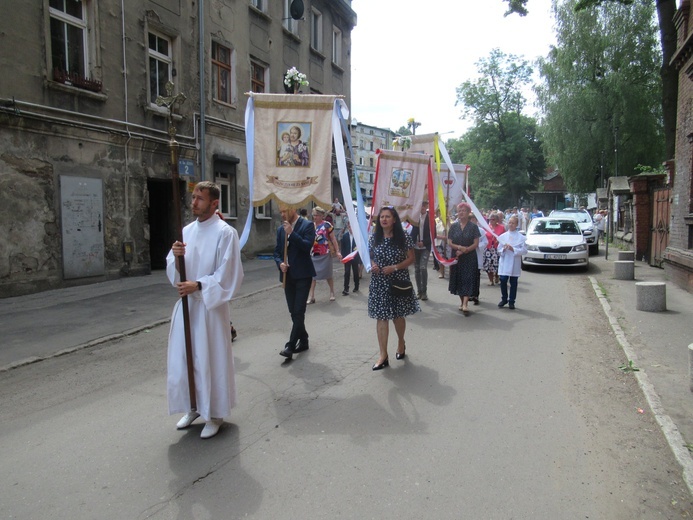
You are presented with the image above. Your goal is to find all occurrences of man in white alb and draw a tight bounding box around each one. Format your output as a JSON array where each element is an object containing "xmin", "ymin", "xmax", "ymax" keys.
[{"xmin": 166, "ymin": 181, "xmax": 244, "ymax": 439}]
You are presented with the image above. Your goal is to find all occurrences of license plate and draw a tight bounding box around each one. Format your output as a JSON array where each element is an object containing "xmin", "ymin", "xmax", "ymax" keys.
[{"xmin": 545, "ymin": 254, "xmax": 567, "ymax": 260}]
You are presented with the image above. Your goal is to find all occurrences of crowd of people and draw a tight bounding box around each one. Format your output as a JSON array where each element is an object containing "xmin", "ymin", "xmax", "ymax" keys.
[{"xmin": 165, "ymin": 186, "xmax": 593, "ymax": 438}]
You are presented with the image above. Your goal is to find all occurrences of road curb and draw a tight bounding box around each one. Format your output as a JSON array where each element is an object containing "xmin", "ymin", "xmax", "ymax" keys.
[{"xmin": 589, "ymin": 275, "xmax": 693, "ymax": 495}]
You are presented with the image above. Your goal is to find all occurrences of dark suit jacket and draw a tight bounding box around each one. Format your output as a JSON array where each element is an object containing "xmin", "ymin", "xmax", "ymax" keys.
[
  {"xmin": 411, "ymin": 211, "xmax": 431, "ymax": 249},
  {"xmin": 274, "ymin": 216, "xmax": 316, "ymax": 282}
]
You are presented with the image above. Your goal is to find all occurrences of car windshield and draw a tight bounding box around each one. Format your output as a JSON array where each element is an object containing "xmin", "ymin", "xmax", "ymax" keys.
[
  {"xmin": 551, "ymin": 211, "xmax": 591, "ymax": 223},
  {"xmin": 530, "ymin": 220, "xmax": 581, "ymax": 235}
]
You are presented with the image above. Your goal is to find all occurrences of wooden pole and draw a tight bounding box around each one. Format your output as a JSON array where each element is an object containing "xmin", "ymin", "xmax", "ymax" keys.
[
  {"xmin": 282, "ymin": 232, "xmax": 288, "ymax": 288},
  {"xmin": 157, "ymin": 82, "xmax": 196, "ymax": 412}
]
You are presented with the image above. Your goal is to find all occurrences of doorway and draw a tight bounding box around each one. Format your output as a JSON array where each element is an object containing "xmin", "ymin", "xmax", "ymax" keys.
[{"xmin": 148, "ymin": 179, "xmax": 181, "ymax": 270}]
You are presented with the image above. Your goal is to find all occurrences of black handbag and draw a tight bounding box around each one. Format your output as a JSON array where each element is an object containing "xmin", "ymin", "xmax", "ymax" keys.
[{"xmin": 389, "ymin": 279, "xmax": 414, "ymax": 297}]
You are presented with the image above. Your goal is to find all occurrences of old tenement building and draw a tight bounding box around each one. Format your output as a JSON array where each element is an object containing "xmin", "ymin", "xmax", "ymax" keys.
[{"xmin": 0, "ymin": 0, "xmax": 356, "ymax": 296}]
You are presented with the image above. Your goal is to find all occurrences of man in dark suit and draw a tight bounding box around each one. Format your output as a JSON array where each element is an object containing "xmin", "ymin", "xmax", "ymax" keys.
[{"xmin": 274, "ymin": 204, "xmax": 316, "ymax": 359}]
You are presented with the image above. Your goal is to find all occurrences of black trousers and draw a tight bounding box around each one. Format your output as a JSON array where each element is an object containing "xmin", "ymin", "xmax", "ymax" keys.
[
  {"xmin": 343, "ymin": 261, "xmax": 359, "ymax": 291},
  {"xmin": 284, "ymin": 276, "xmax": 311, "ymax": 347}
]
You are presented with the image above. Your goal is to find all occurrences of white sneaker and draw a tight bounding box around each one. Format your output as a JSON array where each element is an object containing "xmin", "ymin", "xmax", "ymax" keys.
[
  {"xmin": 176, "ymin": 411, "xmax": 200, "ymax": 429},
  {"xmin": 200, "ymin": 418, "xmax": 223, "ymax": 439}
]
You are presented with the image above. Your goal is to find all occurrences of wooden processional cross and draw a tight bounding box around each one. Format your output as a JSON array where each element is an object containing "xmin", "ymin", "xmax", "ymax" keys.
[{"xmin": 156, "ymin": 82, "xmax": 196, "ymax": 411}]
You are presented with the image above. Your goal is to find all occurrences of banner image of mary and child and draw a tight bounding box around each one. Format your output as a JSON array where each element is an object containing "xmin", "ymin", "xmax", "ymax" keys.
[{"xmin": 276, "ymin": 122, "xmax": 311, "ymax": 167}]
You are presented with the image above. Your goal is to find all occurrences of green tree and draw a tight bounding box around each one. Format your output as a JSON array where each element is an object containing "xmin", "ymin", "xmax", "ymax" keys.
[
  {"xmin": 503, "ymin": 0, "xmax": 677, "ymax": 160},
  {"xmin": 453, "ymin": 49, "xmax": 545, "ymax": 208},
  {"xmin": 537, "ymin": 0, "xmax": 663, "ymax": 192}
]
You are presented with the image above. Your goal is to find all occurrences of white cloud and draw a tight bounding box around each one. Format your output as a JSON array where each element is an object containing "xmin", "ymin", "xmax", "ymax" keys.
[{"xmin": 350, "ymin": 0, "xmax": 556, "ymax": 138}]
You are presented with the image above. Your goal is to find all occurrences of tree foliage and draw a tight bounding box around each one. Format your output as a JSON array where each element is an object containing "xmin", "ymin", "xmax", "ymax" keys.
[
  {"xmin": 504, "ymin": 0, "xmax": 677, "ymax": 160},
  {"xmin": 536, "ymin": 0, "xmax": 663, "ymax": 192},
  {"xmin": 452, "ymin": 49, "xmax": 545, "ymax": 209}
]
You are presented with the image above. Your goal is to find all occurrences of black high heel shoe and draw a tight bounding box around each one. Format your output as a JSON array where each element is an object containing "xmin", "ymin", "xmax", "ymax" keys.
[
  {"xmin": 372, "ymin": 357, "xmax": 389, "ymax": 371},
  {"xmin": 395, "ymin": 346, "xmax": 406, "ymax": 360}
]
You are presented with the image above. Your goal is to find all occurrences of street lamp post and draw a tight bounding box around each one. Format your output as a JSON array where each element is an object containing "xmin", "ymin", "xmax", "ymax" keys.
[{"xmin": 407, "ymin": 117, "xmax": 421, "ymax": 135}]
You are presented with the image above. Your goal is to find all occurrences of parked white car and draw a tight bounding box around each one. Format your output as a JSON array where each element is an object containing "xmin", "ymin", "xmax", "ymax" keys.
[
  {"xmin": 521, "ymin": 217, "xmax": 590, "ymax": 271},
  {"xmin": 548, "ymin": 208, "xmax": 599, "ymax": 255}
]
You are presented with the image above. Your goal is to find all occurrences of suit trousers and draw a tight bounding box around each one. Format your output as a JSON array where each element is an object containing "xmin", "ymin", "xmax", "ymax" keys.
[
  {"xmin": 343, "ymin": 261, "xmax": 359, "ymax": 292},
  {"xmin": 284, "ymin": 276, "xmax": 311, "ymax": 348}
]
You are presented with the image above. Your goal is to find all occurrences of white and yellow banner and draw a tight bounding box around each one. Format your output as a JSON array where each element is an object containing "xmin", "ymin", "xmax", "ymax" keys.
[{"xmin": 249, "ymin": 93, "xmax": 337, "ymax": 208}]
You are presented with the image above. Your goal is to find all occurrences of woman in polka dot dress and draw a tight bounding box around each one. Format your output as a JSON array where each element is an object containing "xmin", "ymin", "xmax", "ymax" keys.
[{"xmin": 368, "ymin": 206, "xmax": 420, "ymax": 370}]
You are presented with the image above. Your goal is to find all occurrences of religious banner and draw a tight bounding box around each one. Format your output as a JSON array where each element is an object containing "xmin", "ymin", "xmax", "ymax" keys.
[
  {"xmin": 437, "ymin": 162, "xmax": 469, "ymax": 215},
  {"xmin": 372, "ymin": 150, "xmax": 431, "ymax": 225},
  {"xmin": 248, "ymin": 93, "xmax": 337, "ymax": 208}
]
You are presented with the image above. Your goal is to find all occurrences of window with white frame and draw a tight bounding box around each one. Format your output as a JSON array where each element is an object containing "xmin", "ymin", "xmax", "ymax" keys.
[
  {"xmin": 283, "ymin": 0, "xmax": 298, "ymax": 35},
  {"xmin": 250, "ymin": 0, "xmax": 265, "ymax": 12},
  {"xmin": 212, "ymin": 41, "xmax": 233, "ymax": 105},
  {"xmin": 250, "ymin": 60, "xmax": 267, "ymax": 93},
  {"xmin": 215, "ymin": 160, "xmax": 238, "ymax": 218},
  {"xmin": 49, "ymin": 0, "xmax": 88, "ymax": 79},
  {"xmin": 255, "ymin": 200, "xmax": 273, "ymax": 219},
  {"xmin": 332, "ymin": 26, "xmax": 342, "ymax": 66},
  {"xmin": 310, "ymin": 8, "xmax": 322, "ymax": 52},
  {"xmin": 148, "ymin": 31, "xmax": 172, "ymax": 104}
]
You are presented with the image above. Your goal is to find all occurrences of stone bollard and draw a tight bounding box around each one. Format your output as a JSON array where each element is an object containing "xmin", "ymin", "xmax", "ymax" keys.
[
  {"xmin": 618, "ymin": 250, "xmax": 635, "ymax": 262},
  {"xmin": 635, "ymin": 281, "xmax": 666, "ymax": 312},
  {"xmin": 614, "ymin": 260, "xmax": 635, "ymax": 280},
  {"xmin": 689, "ymin": 344, "xmax": 693, "ymax": 392}
]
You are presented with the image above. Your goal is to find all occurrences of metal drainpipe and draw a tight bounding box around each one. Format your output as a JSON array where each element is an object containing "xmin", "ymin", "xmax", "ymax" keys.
[
  {"xmin": 198, "ymin": 0, "xmax": 207, "ymax": 181},
  {"xmin": 121, "ymin": 0, "xmax": 132, "ymax": 243}
]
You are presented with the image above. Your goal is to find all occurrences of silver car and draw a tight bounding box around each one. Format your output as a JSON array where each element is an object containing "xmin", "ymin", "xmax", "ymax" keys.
[
  {"xmin": 548, "ymin": 208, "xmax": 599, "ymax": 255},
  {"xmin": 521, "ymin": 217, "xmax": 589, "ymax": 271}
]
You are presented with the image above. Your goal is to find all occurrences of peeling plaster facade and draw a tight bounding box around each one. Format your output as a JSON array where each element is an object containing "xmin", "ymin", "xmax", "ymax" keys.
[{"xmin": 0, "ymin": 0, "xmax": 356, "ymax": 297}]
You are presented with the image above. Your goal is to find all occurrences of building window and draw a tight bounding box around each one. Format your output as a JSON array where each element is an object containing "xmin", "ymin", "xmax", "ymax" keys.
[
  {"xmin": 215, "ymin": 160, "xmax": 238, "ymax": 218},
  {"xmin": 49, "ymin": 0, "xmax": 101, "ymax": 91},
  {"xmin": 250, "ymin": 0, "xmax": 265, "ymax": 12},
  {"xmin": 369, "ymin": 158, "xmax": 374, "ymax": 167},
  {"xmin": 370, "ymin": 142, "xmax": 374, "ymax": 151},
  {"xmin": 212, "ymin": 42, "xmax": 233, "ymax": 104},
  {"xmin": 332, "ymin": 26, "xmax": 342, "ymax": 66},
  {"xmin": 251, "ymin": 60, "xmax": 267, "ymax": 93},
  {"xmin": 311, "ymin": 8, "xmax": 322, "ymax": 52},
  {"xmin": 255, "ymin": 200, "xmax": 273, "ymax": 219},
  {"xmin": 148, "ymin": 31, "xmax": 172, "ymax": 104},
  {"xmin": 283, "ymin": 0, "xmax": 298, "ymax": 35}
]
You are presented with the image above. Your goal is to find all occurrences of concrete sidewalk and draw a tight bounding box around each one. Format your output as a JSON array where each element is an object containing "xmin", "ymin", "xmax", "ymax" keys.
[
  {"xmin": 589, "ymin": 251, "xmax": 693, "ymax": 489},
  {"xmin": 0, "ymin": 257, "xmax": 279, "ymax": 370}
]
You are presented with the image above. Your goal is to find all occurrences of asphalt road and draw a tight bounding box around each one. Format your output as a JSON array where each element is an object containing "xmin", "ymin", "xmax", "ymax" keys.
[{"xmin": 1, "ymin": 262, "xmax": 692, "ymax": 519}]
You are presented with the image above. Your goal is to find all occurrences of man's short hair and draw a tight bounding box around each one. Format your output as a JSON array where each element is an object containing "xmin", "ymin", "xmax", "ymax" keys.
[{"xmin": 195, "ymin": 181, "xmax": 220, "ymax": 200}]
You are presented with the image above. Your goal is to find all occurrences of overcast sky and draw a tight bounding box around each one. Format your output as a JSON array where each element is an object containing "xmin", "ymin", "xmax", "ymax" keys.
[{"xmin": 349, "ymin": 0, "xmax": 556, "ymax": 139}]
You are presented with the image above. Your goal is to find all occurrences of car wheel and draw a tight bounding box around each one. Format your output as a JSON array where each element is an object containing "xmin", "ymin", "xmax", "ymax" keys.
[
  {"xmin": 589, "ymin": 244, "xmax": 599, "ymax": 256},
  {"xmin": 521, "ymin": 261, "xmax": 530, "ymax": 271}
]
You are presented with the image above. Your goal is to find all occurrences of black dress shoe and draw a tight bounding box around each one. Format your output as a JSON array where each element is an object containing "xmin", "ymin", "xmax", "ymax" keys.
[
  {"xmin": 508, "ymin": 303, "xmax": 515, "ymax": 310},
  {"xmin": 372, "ymin": 357, "xmax": 389, "ymax": 370},
  {"xmin": 294, "ymin": 341, "xmax": 309, "ymax": 353},
  {"xmin": 395, "ymin": 348, "xmax": 406, "ymax": 360},
  {"xmin": 342, "ymin": 290, "xmax": 349, "ymax": 296},
  {"xmin": 498, "ymin": 300, "xmax": 508, "ymax": 308},
  {"xmin": 279, "ymin": 343, "xmax": 294, "ymax": 358}
]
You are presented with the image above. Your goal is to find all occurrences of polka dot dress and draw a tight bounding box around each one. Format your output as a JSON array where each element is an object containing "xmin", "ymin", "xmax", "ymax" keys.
[{"xmin": 368, "ymin": 234, "xmax": 421, "ymax": 320}]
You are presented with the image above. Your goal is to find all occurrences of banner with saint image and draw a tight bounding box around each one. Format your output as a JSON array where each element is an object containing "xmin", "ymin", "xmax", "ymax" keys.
[
  {"xmin": 372, "ymin": 150, "xmax": 430, "ymax": 225},
  {"xmin": 249, "ymin": 93, "xmax": 336, "ymax": 208}
]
